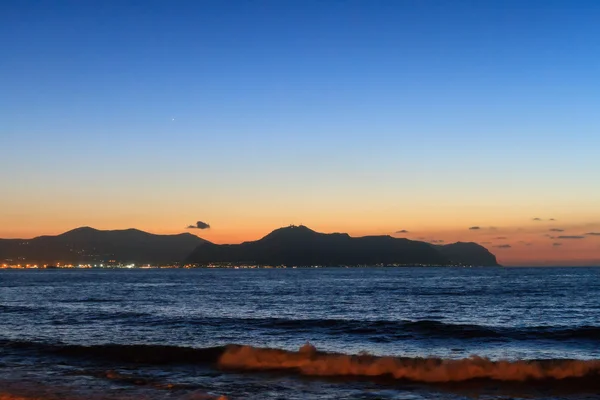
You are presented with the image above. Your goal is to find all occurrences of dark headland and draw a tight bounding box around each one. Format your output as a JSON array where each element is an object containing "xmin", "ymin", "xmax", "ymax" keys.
[
  {"xmin": 186, "ymin": 225, "xmax": 500, "ymax": 267},
  {"xmin": 0, "ymin": 225, "xmax": 499, "ymax": 267}
]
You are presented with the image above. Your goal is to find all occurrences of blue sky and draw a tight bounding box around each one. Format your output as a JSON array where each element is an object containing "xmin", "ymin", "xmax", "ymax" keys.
[{"xmin": 1, "ymin": 0, "xmax": 600, "ymax": 263}]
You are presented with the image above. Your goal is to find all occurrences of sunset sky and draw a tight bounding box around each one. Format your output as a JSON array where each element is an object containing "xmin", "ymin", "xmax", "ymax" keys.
[{"xmin": 1, "ymin": 1, "xmax": 599, "ymax": 266}]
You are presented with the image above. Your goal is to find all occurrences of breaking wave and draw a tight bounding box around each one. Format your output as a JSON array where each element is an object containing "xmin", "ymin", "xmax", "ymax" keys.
[
  {"xmin": 218, "ymin": 343, "xmax": 600, "ymax": 383},
  {"xmin": 3, "ymin": 339, "xmax": 600, "ymax": 385}
]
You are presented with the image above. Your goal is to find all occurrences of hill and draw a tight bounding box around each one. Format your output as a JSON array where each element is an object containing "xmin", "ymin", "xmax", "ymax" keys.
[
  {"xmin": 435, "ymin": 242, "xmax": 499, "ymax": 267},
  {"xmin": 186, "ymin": 225, "xmax": 500, "ymax": 266},
  {"xmin": 0, "ymin": 227, "xmax": 207, "ymax": 264}
]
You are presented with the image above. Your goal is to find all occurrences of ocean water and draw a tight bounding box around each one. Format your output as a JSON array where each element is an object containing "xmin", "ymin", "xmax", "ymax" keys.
[{"xmin": 1, "ymin": 267, "xmax": 600, "ymax": 399}]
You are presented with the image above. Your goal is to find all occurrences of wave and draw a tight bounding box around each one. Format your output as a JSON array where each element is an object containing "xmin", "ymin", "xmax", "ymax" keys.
[
  {"xmin": 3, "ymin": 339, "xmax": 600, "ymax": 385},
  {"xmin": 258, "ymin": 318, "xmax": 504, "ymax": 339},
  {"xmin": 219, "ymin": 343, "xmax": 600, "ymax": 384},
  {"xmin": 389, "ymin": 320, "xmax": 600, "ymax": 341},
  {"xmin": 1, "ymin": 340, "xmax": 224, "ymax": 365},
  {"xmin": 0, "ymin": 305, "xmax": 36, "ymax": 314},
  {"xmin": 6, "ymin": 303, "xmax": 599, "ymax": 342},
  {"xmin": 212, "ymin": 317, "xmax": 600, "ymax": 341}
]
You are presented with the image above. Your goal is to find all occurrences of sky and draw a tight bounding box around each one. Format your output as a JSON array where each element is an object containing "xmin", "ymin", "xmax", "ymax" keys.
[{"xmin": 1, "ymin": 0, "xmax": 599, "ymax": 266}]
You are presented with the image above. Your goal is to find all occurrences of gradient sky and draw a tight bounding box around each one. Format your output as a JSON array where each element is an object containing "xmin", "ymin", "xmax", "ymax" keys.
[{"xmin": 1, "ymin": 1, "xmax": 599, "ymax": 265}]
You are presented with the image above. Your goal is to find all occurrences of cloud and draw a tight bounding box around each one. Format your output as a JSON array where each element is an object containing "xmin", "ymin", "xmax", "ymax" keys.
[
  {"xmin": 557, "ymin": 235, "xmax": 585, "ymax": 239},
  {"xmin": 395, "ymin": 230, "xmax": 409, "ymax": 234},
  {"xmin": 186, "ymin": 221, "xmax": 211, "ymax": 230},
  {"xmin": 553, "ymin": 242, "xmax": 562, "ymax": 247},
  {"xmin": 585, "ymin": 232, "xmax": 600, "ymax": 236},
  {"xmin": 469, "ymin": 226, "xmax": 481, "ymax": 230},
  {"xmin": 429, "ymin": 239, "xmax": 445, "ymax": 243},
  {"xmin": 550, "ymin": 218, "xmax": 556, "ymax": 221},
  {"xmin": 480, "ymin": 241, "xmax": 492, "ymax": 244},
  {"xmin": 494, "ymin": 244, "xmax": 511, "ymax": 249},
  {"xmin": 495, "ymin": 236, "xmax": 507, "ymax": 239},
  {"xmin": 549, "ymin": 229, "xmax": 564, "ymax": 232},
  {"xmin": 533, "ymin": 218, "xmax": 542, "ymax": 221},
  {"xmin": 518, "ymin": 240, "xmax": 533, "ymax": 246}
]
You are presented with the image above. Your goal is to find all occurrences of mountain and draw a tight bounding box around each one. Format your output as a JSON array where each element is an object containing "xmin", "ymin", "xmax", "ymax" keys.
[
  {"xmin": 186, "ymin": 225, "xmax": 499, "ymax": 266},
  {"xmin": 0, "ymin": 226, "xmax": 500, "ymax": 267},
  {"xmin": 435, "ymin": 242, "xmax": 499, "ymax": 267},
  {"xmin": 0, "ymin": 227, "xmax": 207, "ymax": 264}
]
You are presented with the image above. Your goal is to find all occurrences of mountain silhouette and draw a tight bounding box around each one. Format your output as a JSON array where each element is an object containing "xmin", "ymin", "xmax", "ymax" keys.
[
  {"xmin": 0, "ymin": 227, "xmax": 207, "ymax": 264},
  {"xmin": 0, "ymin": 226, "xmax": 500, "ymax": 266},
  {"xmin": 186, "ymin": 225, "xmax": 500, "ymax": 266}
]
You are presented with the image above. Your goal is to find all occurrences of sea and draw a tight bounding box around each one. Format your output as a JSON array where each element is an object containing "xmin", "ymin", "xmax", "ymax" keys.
[{"xmin": 1, "ymin": 267, "xmax": 600, "ymax": 400}]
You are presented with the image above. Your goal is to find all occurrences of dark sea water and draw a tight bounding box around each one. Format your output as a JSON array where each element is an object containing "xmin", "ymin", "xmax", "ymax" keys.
[{"xmin": 1, "ymin": 267, "xmax": 600, "ymax": 399}]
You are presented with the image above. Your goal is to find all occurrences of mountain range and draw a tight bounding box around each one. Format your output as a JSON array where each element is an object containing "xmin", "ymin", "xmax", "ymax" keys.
[
  {"xmin": 0, "ymin": 227, "xmax": 205, "ymax": 264},
  {"xmin": 0, "ymin": 225, "xmax": 499, "ymax": 266}
]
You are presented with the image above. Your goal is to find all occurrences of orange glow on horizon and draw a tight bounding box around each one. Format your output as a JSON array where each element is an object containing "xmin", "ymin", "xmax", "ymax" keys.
[{"xmin": 1, "ymin": 219, "xmax": 599, "ymax": 267}]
